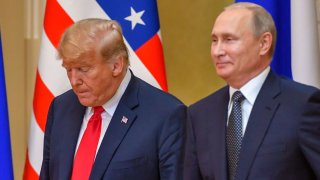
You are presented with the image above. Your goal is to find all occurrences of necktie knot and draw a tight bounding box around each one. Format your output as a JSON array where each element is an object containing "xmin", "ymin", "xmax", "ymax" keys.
[
  {"xmin": 89, "ymin": 106, "xmax": 104, "ymax": 123},
  {"xmin": 232, "ymin": 91, "xmax": 245, "ymax": 103},
  {"xmin": 93, "ymin": 106, "xmax": 104, "ymax": 116}
]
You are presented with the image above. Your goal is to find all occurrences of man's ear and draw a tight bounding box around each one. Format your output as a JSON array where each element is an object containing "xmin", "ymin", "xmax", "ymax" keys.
[
  {"xmin": 259, "ymin": 32, "xmax": 272, "ymax": 56},
  {"xmin": 111, "ymin": 55, "xmax": 125, "ymax": 77}
]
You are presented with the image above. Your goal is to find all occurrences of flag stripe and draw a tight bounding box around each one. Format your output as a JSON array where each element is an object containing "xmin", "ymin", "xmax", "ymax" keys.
[
  {"xmin": 33, "ymin": 70, "xmax": 54, "ymax": 132},
  {"xmin": 43, "ymin": 0, "xmax": 74, "ymax": 48},
  {"xmin": 136, "ymin": 34, "xmax": 167, "ymax": 90},
  {"xmin": 58, "ymin": 0, "xmax": 111, "ymax": 21},
  {"xmin": 38, "ymin": 33, "xmax": 70, "ymax": 96},
  {"xmin": 28, "ymin": 112, "xmax": 45, "ymax": 174},
  {"xmin": 23, "ymin": 150, "xmax": 39, "ymax": 180}
]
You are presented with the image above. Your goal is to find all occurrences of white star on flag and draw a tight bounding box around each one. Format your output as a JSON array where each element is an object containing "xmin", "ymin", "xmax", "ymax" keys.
[{"xmin": 125, "ymin": 7, "xmax": 146, "ymax": 30}]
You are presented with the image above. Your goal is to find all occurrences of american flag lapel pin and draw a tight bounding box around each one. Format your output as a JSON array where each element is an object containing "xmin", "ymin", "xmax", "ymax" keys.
[{"xmin": 121, "ymin": 116, "xmax": 128, "ymax": 124}]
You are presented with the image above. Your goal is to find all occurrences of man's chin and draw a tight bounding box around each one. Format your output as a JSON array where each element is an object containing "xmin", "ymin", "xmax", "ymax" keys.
[
  {"xmin": 78, "ymin": 97, "xmax": 95, "ymax": 107},
  {"xmin": 215, "ymin": 70, "xmax": 231, "ymax": 79}
]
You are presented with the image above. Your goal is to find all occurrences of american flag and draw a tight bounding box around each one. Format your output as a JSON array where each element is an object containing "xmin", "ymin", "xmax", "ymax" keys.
[{"xmin": 23, "ymin": 0, "xmax": 167, "ymax": 179}]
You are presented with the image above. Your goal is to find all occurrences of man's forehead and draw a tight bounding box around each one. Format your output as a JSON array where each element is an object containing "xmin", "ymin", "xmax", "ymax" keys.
[
  {"xmin": 217, "ymin": 8, "xmax": 252, "ymax": 22},
  {"xmin": 62, "ymin": 57, "xmax": 92, "ymax": 67},
  {"xmin": 212, "ymin": 9, "xmax": 252, "ymax": 33}
]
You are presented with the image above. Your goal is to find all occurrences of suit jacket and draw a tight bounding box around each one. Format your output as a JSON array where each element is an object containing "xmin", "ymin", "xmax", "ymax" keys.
[
  {"xmin": 184, "ymin": 71, "xmax": 320, "ymax": 180},
  {"xmin": 40, "ymin": 74, "xmax": 186, "ymax": 180}
]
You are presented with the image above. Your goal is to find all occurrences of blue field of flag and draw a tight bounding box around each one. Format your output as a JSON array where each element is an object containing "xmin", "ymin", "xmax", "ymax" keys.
[{"xmin": 97, "ymin": 0, "xmax": 160, "ymax": 51}]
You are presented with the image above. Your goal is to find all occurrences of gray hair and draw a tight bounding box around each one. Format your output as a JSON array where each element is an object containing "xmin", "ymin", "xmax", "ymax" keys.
[{"xmin": 225, "ymin": 2, "xmax": 277, "ymax": 57}]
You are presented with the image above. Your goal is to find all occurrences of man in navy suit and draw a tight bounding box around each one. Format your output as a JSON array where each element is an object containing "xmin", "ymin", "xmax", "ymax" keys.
[
  {"xmin": 184, "ymin": 2, "xmax": 320, "ymax": 180},
  {"xmin": 40, "ymin": 19, "xmax": 186, "ymax": 180}
]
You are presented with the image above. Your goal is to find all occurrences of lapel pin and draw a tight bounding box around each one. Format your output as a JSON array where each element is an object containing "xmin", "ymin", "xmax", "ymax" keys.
[{"xmin": 121, "ymin": 116, "xmax": 128, "ymax": 124}]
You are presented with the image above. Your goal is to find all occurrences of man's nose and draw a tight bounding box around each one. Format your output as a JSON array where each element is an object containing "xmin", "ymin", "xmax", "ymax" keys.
[
  {"xmin": 69, "ymin": 69, "xmax": 82, "ymax": 86},
  {"xmin": 212, "ymin": 41, "xmax": 225, "ymax": 57}
]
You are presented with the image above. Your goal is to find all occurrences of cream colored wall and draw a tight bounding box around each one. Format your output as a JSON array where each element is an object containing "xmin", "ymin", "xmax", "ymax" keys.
[
  {"xmin": 1, "ymin": 0, "xmax": 320, "ymax": 178},
  {"xmin": 0, "ymin": 1, "xmax": 27, "ymax": 179},
  {"xmin": 158, "ymin": 0, "xmax": 230, "ymax": 104}
]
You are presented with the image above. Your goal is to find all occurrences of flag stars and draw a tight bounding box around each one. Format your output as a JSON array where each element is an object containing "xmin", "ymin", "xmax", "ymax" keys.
[{"xmin": 125, "ymin": 7, "xmax": 146, "ymax": 30}]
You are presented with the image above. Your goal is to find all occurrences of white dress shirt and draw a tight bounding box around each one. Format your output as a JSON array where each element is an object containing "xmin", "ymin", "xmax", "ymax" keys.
[
  {"xmin": 228, "ymin": 66, "xmax": 270, "ymax": 136},
  {"xmin": 75, "ymin": 70, "xmax": 131, "ymax": 156}
]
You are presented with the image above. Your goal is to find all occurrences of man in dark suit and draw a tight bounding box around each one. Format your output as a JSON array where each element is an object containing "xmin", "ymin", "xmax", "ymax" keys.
[
  {"xmin": 184, "ymin": 2, "xmax": 320, "ymax": 180},
  {"xmin": 40, "ymin": 18, "xmax": 186, "ymax": 180}
]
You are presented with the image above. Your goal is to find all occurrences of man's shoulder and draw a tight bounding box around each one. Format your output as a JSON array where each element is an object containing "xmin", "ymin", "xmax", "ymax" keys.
[
  {"xmin": 54, "ymin": 89, "xmax": 77, "ymax": 101},
  {"xmin": 272, "ymin": 73, "xmax": 320, "ymax": 97},
  {"xmin": 281, "ymin": 78, "xmax": 318, "ymax": 93},
  {"xmin": 260, "ymin": 72, "xmax": 320, "ymax": 104},
  {"xmin": 137, "ymin": 77, "xmax": 183, "ymax": 101},
  {"xmin": 51, "ymin": 89, "xmax": 80, "ymax": 107},
  {"xmin": 189, "ymin": 86, "xmax": 229, "ymax": 110},
  {"xmin": 129, "ymin": 77, "xmax": 186, "ymax": 112}
]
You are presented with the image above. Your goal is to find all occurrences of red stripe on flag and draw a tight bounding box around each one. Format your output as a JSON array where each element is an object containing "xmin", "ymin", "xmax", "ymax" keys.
[
  {"xmin": 33, "ymin": 70, "xmax": 54, "ymax": 132},
  {"xmin": 43, "ymin": 0, "xmax": 74, "ymax": 48},
  {"xmin": 23, "ymin": 150, "xmax": 39, "ymax": 180},
  {"xmin": 136, "ymin": 34, "xmax": 168, "ymax": 91}
]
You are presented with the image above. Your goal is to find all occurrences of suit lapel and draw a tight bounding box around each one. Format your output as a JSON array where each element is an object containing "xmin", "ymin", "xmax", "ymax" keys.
[
  {"xmin": 236, "ymin": 72, "xmax": 281, "ymax": 180},
  {"xmin": 209, "ymin": 87, "xmax": 229, "ymax": 180},
  {"xmin": 58, "ymin": 99, "xmax": 86, "ymax": 179},
  {"xmin": 90, "ymin": 75, "xmax": 139, "ymax": 179}
]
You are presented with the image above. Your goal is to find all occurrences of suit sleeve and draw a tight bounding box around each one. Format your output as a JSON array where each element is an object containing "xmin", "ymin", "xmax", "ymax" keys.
[
  {"xmin": 158, "ymin": 104, "xmax": 186, "ymax": 180},
  {"xmin": 183, "ymin": 109, "xmax": 202, "ymax": 180},
  {"xmin": 39, "ymin": 99, "xmax": 55, "ymax": 180},
  {"xmin": 299, "ymin": 89, "xmax": 320, "ymax": 178}
]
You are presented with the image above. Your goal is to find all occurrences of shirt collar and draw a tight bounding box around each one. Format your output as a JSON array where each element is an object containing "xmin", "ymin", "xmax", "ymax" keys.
[{"xmin": 229, "ymin": 66, "xmax": 270, "ymax": 105}]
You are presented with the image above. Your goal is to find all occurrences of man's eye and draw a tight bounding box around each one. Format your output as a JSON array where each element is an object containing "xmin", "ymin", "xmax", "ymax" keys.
[
  {"xmin": 212, "ymin": 39, "xmax": 218, "ymax": 44},
  {"xmin": 79, "ymin": 67, "xmax": 90, "ymax": 72},
  {"xmin": 226, "ymin": 38, "xmax": 233, "ymax": 41},
  {"xmin": 65, "ymin": 68, "xmax": 72, "ymax": 72}
]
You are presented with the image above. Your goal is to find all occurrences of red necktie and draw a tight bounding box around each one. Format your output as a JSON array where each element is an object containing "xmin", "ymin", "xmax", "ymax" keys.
[{"xmin": 71, "ymin": 106, "xmax": 104, "ymax": 180}]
